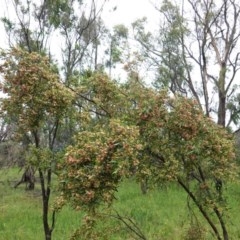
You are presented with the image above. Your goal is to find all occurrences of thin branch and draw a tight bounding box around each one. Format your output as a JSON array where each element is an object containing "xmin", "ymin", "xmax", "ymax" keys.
[
  {"xmin": 177, "ymin": 177, "xmax": 222, "ymax": 240},
  {"xmin": 104, "ymin": 210, "xmax": 148, "ymax": 240}
]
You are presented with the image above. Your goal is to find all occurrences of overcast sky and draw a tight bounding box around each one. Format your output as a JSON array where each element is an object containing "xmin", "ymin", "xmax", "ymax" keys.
[
  {"xmin": 102, "ymin": 0, "xmax": 159, "ymax": 28},
  {"xmin": 0, "ymin": 0, "xmax": 160, "ymax": 48}
]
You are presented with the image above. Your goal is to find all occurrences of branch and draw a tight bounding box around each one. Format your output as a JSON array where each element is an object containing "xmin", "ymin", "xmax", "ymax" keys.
[
  {"xmin": 104, "ymin": 210, "xmax": 148, "ymax": 240},
  {"xmin": 177, "ymin": 177, "xmax": 222, "ymax": 240}
]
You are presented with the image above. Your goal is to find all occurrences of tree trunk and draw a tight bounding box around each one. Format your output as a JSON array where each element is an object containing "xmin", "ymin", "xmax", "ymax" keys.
[
  {"xmin": 217, "ymin": 64, "xmax": 227, "ymax": 127},
  {"xmin": 177, "ymin": 178, "xmax": 222, "ymax": 240},
  {"xmin": 217, "ymin": 91, "xmax": 226, "ymax": 127},
  {"xmin": 39, "ymin": 168, "xmax": 54, "ymax": 240},
  {"xmin": 14, "ymin": 165, "xmax": 35, "ymax": 190},
  {"xmin": 214, "ymin": 207, "xmax": 229, "ymax": 240}
]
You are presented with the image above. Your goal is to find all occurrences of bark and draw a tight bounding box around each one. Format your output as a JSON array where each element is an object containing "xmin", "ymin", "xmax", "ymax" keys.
[
  {"xmin": 14, "ymin": 166, "xmax": 35, "ymax": 190},
  {"xmin": 218, "ymin": 90, "xmax": 226, "ymax": 126},
  {"xmin": 34, "ymin": 130, "xmax": 55, "ymax": 240},
  {"xmin": 217, "ymin": 64, "xmax": 227, "ymax": 126},
  {"xmin": 39, "ymin": 168, "xmax": 55, "ymax": 240}
]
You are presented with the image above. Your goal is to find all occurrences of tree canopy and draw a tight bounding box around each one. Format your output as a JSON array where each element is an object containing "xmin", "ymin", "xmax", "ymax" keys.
[{"xmin": 0, "ymin": 1, "xmax": 239, "ymax": 240}]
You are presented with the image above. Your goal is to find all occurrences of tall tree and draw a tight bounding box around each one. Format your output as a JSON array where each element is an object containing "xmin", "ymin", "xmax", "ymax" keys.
[
  {"xmin": 187, "ymin": 0, "xmax": 240, "ymax": 127},
  {"xmin": 104, "ymin": 24, "xmax": 129, "ymax": 77},
  {"xmin": 0, "ymin": 48, "xmax": 73, "ymax": 240},
  {"xmin": 133, "ymin": 0, "xmax": 240, "ymax": 128},
  {"xmin": 1, "ymin": 0, "xmax": 55, "ymax": 52},
  {"xmin": 53, "ymin": 0, "xmax": 107, "ymax": 84},
  {"xmin": 57, "ymin": 78, "xmax": 237, "ymax": 240}
]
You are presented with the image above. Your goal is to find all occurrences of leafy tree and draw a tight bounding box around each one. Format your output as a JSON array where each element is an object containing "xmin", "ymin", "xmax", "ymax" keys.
[
  {"xmin": 0, "ymin": 48, "xmax": 73, "ymax": 240},
  {"xmin": 0, "ymin": 0, "xmax": 109, "ymax": 172},
  {"xmin": 59, "ymin": 120, "xmax": 140, "ymax": 206},
  {"xmin": 1, "ymin": 0, "xmax": 55, "ymax": 53},
  {"xmin": 133, "ymin": 0, "xmax": 240, "ymax": 128},
  {"xmin": 105, "ymin": 24, "xmax": 129, "ymax": 77},
  {"xmin": 154, "ymin": 0, "xmax": 190, "ymax": 95},
  {"xmin": 57, "ymin": 74, "xmax": 237, "ymax": 239},
  {"xmin": 135, "ymin": 92, "xmax": 236, "ymax": 240},
  {"xmin": 1, "ymin": 0, "xmax": 108, "ymax": 81},
  {"xmin": 55, "ymin": 71, "xmax": 141, "ymax": 239},
  {"xmin": 54, "ymin": 0, "xmax": 107, "ymax": 84}
]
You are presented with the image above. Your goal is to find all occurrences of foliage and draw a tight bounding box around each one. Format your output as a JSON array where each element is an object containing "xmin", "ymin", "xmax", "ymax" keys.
[
  {"xmin": 134, "ymin": 91, "xmax": 237, "ymax": 184},
  {"xmin": 0, "ymin": 141, "xmax": 25, "ymax": 167},
  {"xmin": 132, "ymin": 0, "xmax": 240, "ymax": 128},
  {"xmin": 105, "ymin": 24, "xmax": 129, "ymax": 76},
  {"xmin": 59, "ymin": 119, "xmax": 141, "ymax": 212},
  {"xmin": 135, "ymin": 92, "xmax": 237, "ymax": 240},
  {"xmin": 0, "ymin": 1, "xmax": 240, "ymax": 239},
  {"xmin": 0, "ymin": 47, "xmax": 74, "ymax": 240},
  {"xmin": 58, "ymin": 75, "xmax": 237, "ymax": 239},
  {"xmin": 74, "ymin": 72, "xmax": 133, "ymax": 121},
  {"xmin": 0, "ymin": 48, "xmax": 73, "ymax": 135}
]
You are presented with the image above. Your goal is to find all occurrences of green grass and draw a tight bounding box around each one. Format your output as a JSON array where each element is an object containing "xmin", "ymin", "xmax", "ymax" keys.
[
  {"xmin": 1, "ymin": 168, "xmax": 240, "ymax": 239},
  {"xmin": 0, "ymin": 168, "xmax": 82, "ymax": 240},
  {"xmin": 112, "ymin": 182, "xmax": 188, "ymax": 240}
]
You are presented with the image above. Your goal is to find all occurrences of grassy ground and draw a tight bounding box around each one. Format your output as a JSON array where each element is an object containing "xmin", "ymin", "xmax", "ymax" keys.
[
  {"xmin": 1, "ymin": 168, "xmax": 240, "ymax": 240},
  {"xmin": 0, "ymin": 168, "xmax": 82, "ymax": 240}
]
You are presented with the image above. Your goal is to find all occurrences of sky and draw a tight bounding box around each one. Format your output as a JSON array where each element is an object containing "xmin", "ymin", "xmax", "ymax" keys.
[
  {"xmin": 0, "ymin": 0, "xmax": 159, "ymax": 49},
  {"xmin": 101, "ymin": 0, "xmax": 159, "ymax": 28},
  {"xmin": 0, "ymin": 0, "xmax": 160, "ymax": 91},
  {"xmin": 0, "ymin": 1, "xmax": 239, "ymax": 129},
  {"xmin": 99, "ymin": 0, "xmax": 160, "ymax": 80}
]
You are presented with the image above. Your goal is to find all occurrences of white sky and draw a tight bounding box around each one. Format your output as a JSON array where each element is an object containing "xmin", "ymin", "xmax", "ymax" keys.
[
  {"xmin": 0, "ymin": 1, "xmax": 239, "ymax": 129},
  {"xmin": 0, "ymin": 0, "xmax": 159, "ymax": 90},
  {"xmin": 0, "ymin": 0, "xmax": 159, "ymax": 49},
  {"xmin": 102, "ymin": 0, "xmax": 159, "ymax": 28}
]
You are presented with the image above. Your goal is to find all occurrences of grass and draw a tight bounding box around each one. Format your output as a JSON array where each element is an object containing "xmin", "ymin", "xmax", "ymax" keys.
[
  {"xmin": 112, "ymin": 182, "xmax": 188, "ymax": 240},
  {"xmin": 1, "ymin": 168, "xmax": 240, "ymax": 239},
  {"xmin": 0, "ymin": 168, "xmax": 82, "ymax": 240}
]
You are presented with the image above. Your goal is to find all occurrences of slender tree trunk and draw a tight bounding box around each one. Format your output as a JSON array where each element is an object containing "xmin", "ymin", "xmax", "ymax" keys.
[
  {"xmin": 94, "ymin": 43, "xmax": 98, "ymax": 71},
  {"xmin": 39, "ymin": 168, "xmax": 54, "ymax": 240},
  {"xmin": 38, "ymin": 169, "xmax": 55, "ymax": 240},
  {"xmin": 217, "ymin": 63, "xmax": 227, "ymax": 127},
  {"xmin": 177, "ymin": 178, "xmax": 222, "ymax": 240},
  {"xmin": 93, "ymin": 5, "xmax": 98, "ymax": 71},
  {"xmin": 214, "ymin": 207, "xmax": 229, "ymax": 240},
  {"xmin": 217, "ymin": 91, "xmax": 226, "ymax": 127},
  {"xmin": 34, "ymin": 130, "xmax": 54, "ymax": 240},
  {"xmin": 109, "ymin": 40, "xmax": 113, "ymax": 78}
]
